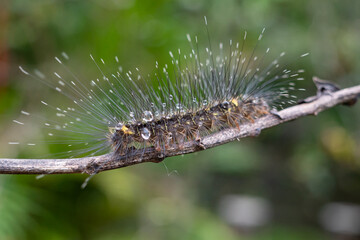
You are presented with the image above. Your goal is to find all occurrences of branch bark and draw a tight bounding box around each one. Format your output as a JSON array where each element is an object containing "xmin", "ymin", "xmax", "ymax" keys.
[{"xmin": 1, "ymin": 83, "xmax": 359, "ymax": 175}]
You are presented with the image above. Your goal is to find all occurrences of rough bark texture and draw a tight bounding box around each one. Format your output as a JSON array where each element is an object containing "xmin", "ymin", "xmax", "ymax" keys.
[{"xmin": 1, "ymin": 83, "xmax": 359, "ymax": 175}]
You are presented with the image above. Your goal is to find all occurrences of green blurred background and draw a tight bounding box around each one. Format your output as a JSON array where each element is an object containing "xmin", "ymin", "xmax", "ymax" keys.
[{"xmin": 0, "ymin": 0, "xmax": 360, "ymax": 239}]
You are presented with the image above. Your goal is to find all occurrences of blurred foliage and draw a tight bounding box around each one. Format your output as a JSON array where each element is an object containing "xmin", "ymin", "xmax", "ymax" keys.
[{"xmin": 0, "ymin": 0, "xmax": 360, "ymax": 239}]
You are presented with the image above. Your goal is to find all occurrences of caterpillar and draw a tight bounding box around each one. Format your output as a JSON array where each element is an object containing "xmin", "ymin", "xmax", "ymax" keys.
[{"xmin": 11, "ymin": 19, "xmax": 308, "ymax": 162}]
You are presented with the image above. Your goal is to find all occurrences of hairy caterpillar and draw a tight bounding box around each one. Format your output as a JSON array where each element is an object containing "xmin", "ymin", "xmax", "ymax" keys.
[{"xmin": 11, "ymin": 19, "xmax": 308, "ymax": 162}]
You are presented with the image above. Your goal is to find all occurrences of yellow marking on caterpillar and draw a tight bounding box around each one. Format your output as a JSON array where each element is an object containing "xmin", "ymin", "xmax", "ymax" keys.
[
  {"xmin": 231, "ymin": 98, "xmax": 238, "ymax": 107},
  {"xmin": 108, "ymin": 125, "xmax": 134, "ymax": 135},
  {"xmin": 121, "ymin": 125, "xmax": 134, "ymax": 135}
]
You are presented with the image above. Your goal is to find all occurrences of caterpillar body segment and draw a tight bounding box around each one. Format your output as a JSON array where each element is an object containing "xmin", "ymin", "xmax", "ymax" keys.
[{"xmin": 109, "ymin": 97, "xmax": 270, "ymax": 155}]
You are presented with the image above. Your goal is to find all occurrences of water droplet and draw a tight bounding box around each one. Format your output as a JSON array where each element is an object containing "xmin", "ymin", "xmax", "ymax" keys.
[
  {"xmin": 142, "ymin": 111, "xmax": 153, "ymax": 122},
  {"xmin": 115, "ymin": 123, "xmax": 123, "ymax": 130},
  {"xmin": 221, "ymin": 101, "xmax": 230, "ymax": 109},
  {"xmin": 129, "ymin": 112, "xmax": 134, "ymax": 118},
  {"xmin": 167, "ymin": 132, "xmax": 173, "ymax": 139},
  {"xmin": 169, "ymin": 95, "xmax": 173, "ymax": 100},
  {"xmin": 202, "ymin": 100, "xmax": 208, "ymax": 106},
  {"xmin": 176, "ymin": 103, "xmax": 182, "ymax": 110},
  {"xmin": 141, "ymin": 127, "xmax": 151, "ymax": 140}
]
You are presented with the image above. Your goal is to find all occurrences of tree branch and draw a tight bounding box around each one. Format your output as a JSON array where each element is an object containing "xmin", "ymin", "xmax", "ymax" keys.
[{"xmin": 1, "ymin": 83, "xmax": 359, "ymax": 175}]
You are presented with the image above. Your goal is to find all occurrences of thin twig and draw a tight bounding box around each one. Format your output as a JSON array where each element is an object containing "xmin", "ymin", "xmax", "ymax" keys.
[{"xmin": 1, "ymin": 84, "xmax": 359, "ymax": 175}]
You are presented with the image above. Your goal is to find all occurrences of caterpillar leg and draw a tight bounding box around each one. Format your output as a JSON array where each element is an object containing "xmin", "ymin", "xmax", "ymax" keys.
[
  {"xmin": 194, "ymin": 131, "xmax": 206, "ymax": 150},
  {"xmin": 195, "ymin": 138, "xmax": 206, "ymax": 150},
  {"xmin": 270, "ymin": 109, "xmax": 283, "ymax": 120}
]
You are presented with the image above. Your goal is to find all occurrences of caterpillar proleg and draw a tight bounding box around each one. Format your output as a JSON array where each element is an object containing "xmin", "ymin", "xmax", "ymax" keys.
[{"xmin": 11, "ymin": 19, "xmax": 308, "ymax": 163}]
